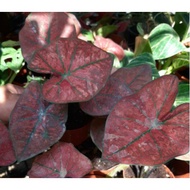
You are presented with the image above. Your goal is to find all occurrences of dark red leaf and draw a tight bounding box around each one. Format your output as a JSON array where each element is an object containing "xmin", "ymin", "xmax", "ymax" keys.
[
  {"xmin": 27, "ymin": 142, "xmax": 92, "ymax": 178},
  {"xmin": 0, "ymin": 121, "xmax": 16, "ymax": 166},
  {"xmin": 94, "ymin": 36, "xmax": 125, "ymax": 60},
  {"xmin": 19, "ymin": 12, "xmax": 77, "ymax": 63},
  {"xmin": 102, "ymin": 75, "xmax": 189, "ymax": 165},
  {"xmin": 28, "ymin": 38, "xmax": 113, "ymax": 103},
  {"xmin": 90, "ymin": 117, "xmax": 106, "ymax": 151},
  {"xmin": 80, "ymin": 64, "xmax": 152, "ymax": 116},
  {"xmin": 9, "ymin": 81, "xmax": 68, "ymax": 162}
]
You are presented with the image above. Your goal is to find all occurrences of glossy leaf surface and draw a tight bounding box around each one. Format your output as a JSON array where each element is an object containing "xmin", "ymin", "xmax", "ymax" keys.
[
  {"xmin": 0, "ymin": 121, "xmax": 16, "ymax": 166},
  {"xmin": 19, "ymin": 12, "xmax": 77, "ymax": 63},
  {"xmin": 9, "ymin": 81, "xmax": 68, "ymax": 162},
  {"xmin": 149, "ymin": 23, "xmax": 187, "ymax": 59},
  {"xmin": 80, "ymin": 64, "xmax": 152, "ymax": 116},
  {"xmin": 28, "ymin": 142, "xmax": 92, "ymax": 178},
  {"xmin": 29, "ymin": 38, "xmax": 113, "ymax": 103},
  {"xmin": 102, "ymin": 75, "xmax": 189, "ymax": 166}
]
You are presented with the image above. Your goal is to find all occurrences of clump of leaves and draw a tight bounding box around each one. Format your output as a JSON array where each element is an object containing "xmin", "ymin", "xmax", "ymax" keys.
[{"xmin": 0, "ymin": 12, "xmax": 189, "ymax": 178}]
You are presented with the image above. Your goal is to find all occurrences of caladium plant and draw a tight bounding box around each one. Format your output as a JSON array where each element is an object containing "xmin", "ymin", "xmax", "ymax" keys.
[
  {"xmin": 0, "ymin": 12, "xmax": 189, "ymax": 178},
  {"xmin": 102, "ymin": 75, "xmax": 189, "ymax": 166}
]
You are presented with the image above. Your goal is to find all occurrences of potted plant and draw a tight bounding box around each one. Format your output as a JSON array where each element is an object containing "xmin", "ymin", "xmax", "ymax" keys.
[{"xmin": 0, "ymin": 12, "xmax": 189, "ymax": 178}]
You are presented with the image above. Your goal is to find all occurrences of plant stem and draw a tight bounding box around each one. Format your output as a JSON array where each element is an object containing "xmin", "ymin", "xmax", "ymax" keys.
[{"xmin": 8, "ymin": 62, "xmax": 25, "ymax": 84}]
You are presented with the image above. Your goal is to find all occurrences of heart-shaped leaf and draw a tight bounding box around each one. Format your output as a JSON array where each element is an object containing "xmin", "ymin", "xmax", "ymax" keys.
[
  {"xmin": 19, "ymin": 12, "xmax": 77, "ymax": 63},
  {"xmin": 27, "ymin": 142, "xmax": 92, "ymax": 178},
  {"xmin": 28, "ymin": 38, "xmax": 113, "ymax": 103},
  {"xmin": 9, "ymin": 81, "xmax": 68, "ymax": 162},
  {"xmin": 0, "ymin": 121, "xmax": 16, "ymax": 166},
  {"xmin": 80, "ymin": 64, "xmax": 152, "ymax": 116},
  {"xmin": 102, "ymin": 75, "xmax": 189, "ymax": 166},
  {"xmin": 149, "ymin": 23, "xmax": 187, "ymax": 59}
]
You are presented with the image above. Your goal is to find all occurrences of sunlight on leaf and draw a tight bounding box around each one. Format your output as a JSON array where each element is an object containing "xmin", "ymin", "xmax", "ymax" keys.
[
  {"xmin": 102, "ymin": 75, "xmax": 189, "ymax": 166},
  {"xmin": 149, "ymin": 23, "xmax": 187, "ymax": 59},
  {"xmin": 19, "ymin": 12, "xmax": 77, "ymax": 63}
]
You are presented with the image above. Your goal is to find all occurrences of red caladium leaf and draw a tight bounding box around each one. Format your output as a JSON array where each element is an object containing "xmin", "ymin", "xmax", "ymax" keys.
[
  {"xmin": 28, "ymin": 38, "xmax": 113, "ymax": 103},
  {"xmin": 9, "ymin": 81, "xmax": 68, "ymax": 162},
  {"xmin": 94, "ymin": 36, "xmax": 125, "ymax": 60},
  {"xmin": 0, "ymin": 121, "xmax": 16, "ymax": 166},
  {"xmin": 80, "ymin": 64, "xmax": 152, "ymax": 116},
  {"xmin": 27, "ymin": 142, "xmax": 93, "ymax": 178},
  {"xmin": 19, "ymin": 12, "xmax": 78, "ymax": 63},
  {"xmin": 102, "ymin": 75, "xmax": 189, "ymax": 166}
]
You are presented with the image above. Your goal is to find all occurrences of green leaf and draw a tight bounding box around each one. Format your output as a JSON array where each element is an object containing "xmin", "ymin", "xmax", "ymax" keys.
[
  {"xmin": 120, "ymin": 50, "xmax": 134, "ymax": 67},
  {"xmin": 6, "ymin": 48, "xmax": 24, "ymax": 72},
  {"xmin": 112, "ymin": 54, "xmax": 121, "ymax": 68},
  {"xmin": 0, "ymin": 70, "xmax": 13, "ymax": 86},
  {"xmin": 137, "ymin": 23, "xmax": 145, "ymax": 36},
  {"xmin": 126, "ymin": 52, "xmax": 159, "ymax": 79},
  {"xmin": 96, "ymin": 25, "xmax": 117, "ymax": 37},
  {"xmin": 149, "ymin": 23, "xmax": 187, "ymax": 60},
  {"xmin": 1, "ymin": 47, "xmax": 17, "ymax": 56},
  {"xmin": 0, "ymin": 47, "xmax": 24, "ymax": 72},
  {"xmin": 1, "ymin": 40, "xmax": 20, "ymax": 47},
  {"xmin": 166, "ymin": 52, "xmax": 190, "ymax": 74},
  {"xmin": 174, "ymin": 82, "xmax": 189, "ymax": 107},
  {"xmin": 81, "ymin": 29, "xmax": 94, "ymax": 42},
  {"xmin": 173, "ymin": 12, "xmax": 189, "ymax": 41},
  {"xmin": 152, "ymin": 12, "xmax": 172, "ymax": 25},
  {"xmin": 0, "ymin": 47, "xmax": 16, "ymax": 71},
  {"xmin": 172, "ymin": 52, "xmax": 190, "ymax": 69},
  {"xmin": 113, "ymin": 50, "xmax": 134, "ymax": 68}
]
